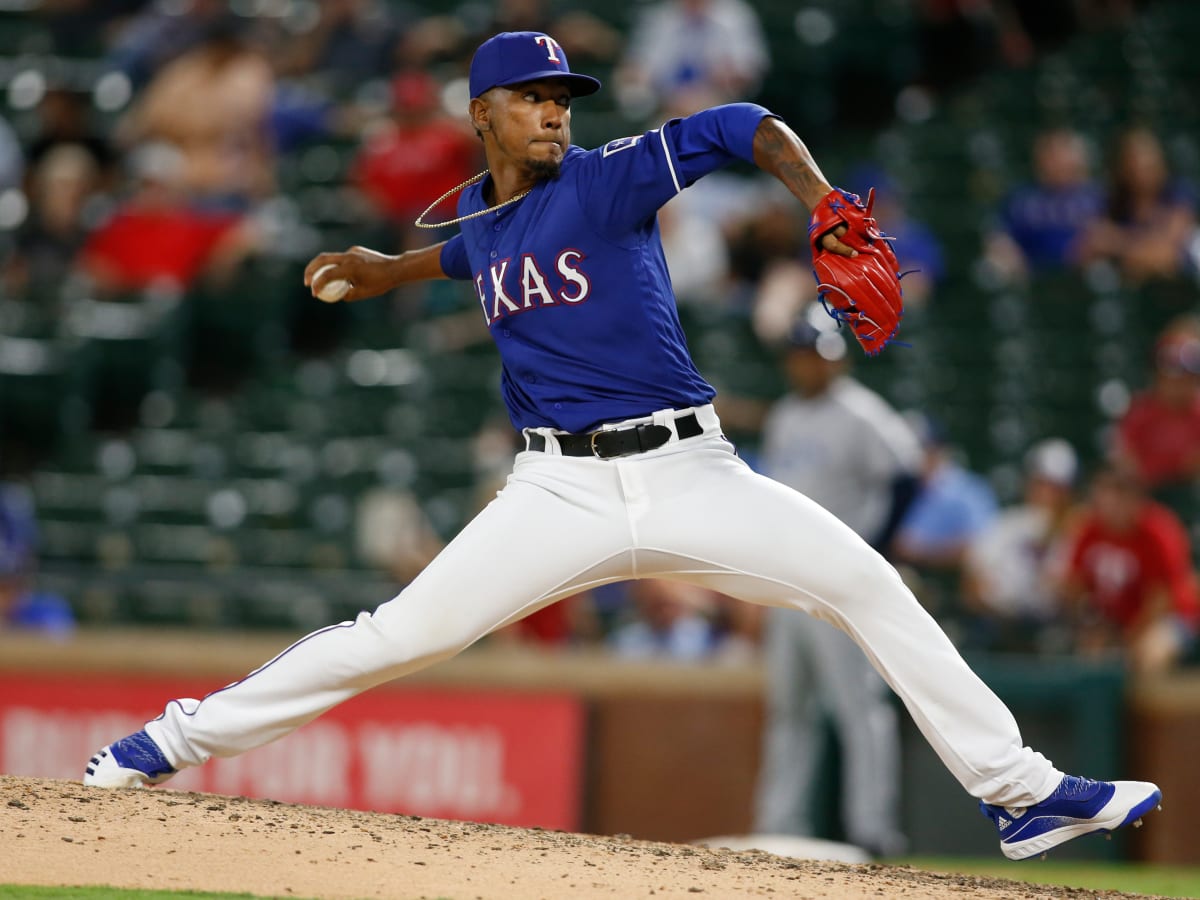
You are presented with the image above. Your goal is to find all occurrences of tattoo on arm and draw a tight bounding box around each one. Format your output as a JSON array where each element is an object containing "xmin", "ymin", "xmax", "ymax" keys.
[{"xmin": 752, "ymin": 117, "xmax": 833, "ymax": 211}]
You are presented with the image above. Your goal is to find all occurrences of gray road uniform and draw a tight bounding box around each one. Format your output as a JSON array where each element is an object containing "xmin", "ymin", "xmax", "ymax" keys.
[{"xmin": 754, "ymin": 375, "xmax": 922, "ymax": 855}]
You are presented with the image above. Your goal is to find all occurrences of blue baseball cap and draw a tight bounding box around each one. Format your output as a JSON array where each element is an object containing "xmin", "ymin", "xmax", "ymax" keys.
[{"xmin": 469, "ymin": 31, "xmax": 601, "ymax": 99}]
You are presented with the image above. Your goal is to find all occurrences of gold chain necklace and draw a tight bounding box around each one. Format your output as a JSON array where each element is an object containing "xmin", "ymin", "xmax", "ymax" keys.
[{"xmin": 414, "ymin": 170, "xmax": 531, "ymax": 229}]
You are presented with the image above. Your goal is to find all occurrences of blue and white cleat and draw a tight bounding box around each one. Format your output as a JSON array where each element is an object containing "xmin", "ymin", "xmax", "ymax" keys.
[
  {"xmin": 981, "ymin": 775, "xmax": 1162, "ymax": 860},
  {"xmin": 83, "ymin": 730, "xmax": 177, "ymax": 789}
]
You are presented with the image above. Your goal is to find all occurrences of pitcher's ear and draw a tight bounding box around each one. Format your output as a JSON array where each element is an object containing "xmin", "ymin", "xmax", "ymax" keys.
[{"xmin": 469, "ymin": 97, "xmax": 490, "ymax": 134}]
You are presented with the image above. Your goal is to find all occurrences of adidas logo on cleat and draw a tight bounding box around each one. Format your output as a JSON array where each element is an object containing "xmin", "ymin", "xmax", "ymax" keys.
[
  {"xmin": 980, "ymin": 776, "xmax": 1163, "ymax": 860},
  {"xmin": 84, "ymin": 750, "xmax": 107, "ymax": 777}
]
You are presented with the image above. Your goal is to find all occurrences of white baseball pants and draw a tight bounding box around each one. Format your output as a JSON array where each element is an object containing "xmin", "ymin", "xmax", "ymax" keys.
[{"xmin": 146, "ymin": 405, "xmax": 1062, "ymax": 807}]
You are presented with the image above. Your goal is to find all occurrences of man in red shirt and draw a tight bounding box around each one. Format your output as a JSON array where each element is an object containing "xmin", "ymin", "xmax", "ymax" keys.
[
  {"xmin": 351, "ymin": 71, "xmax": 481, "ymax": 229},
  {"xmin": 1113, "ymin": 329, "xmax": 1200, "ymax": 490},
  {"xmin": 78, "ymin": 142, "xmax": 254, "ymax": 294},
  {"xmin": 1060, "ymin": 465, "xmax": 1198, "ymax": 673}
]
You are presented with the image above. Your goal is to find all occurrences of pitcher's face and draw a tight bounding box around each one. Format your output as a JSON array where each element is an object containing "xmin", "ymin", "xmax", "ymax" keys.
[{"xmin": 475, "ymin": 80, "xmax": 573, "ymax": 180}]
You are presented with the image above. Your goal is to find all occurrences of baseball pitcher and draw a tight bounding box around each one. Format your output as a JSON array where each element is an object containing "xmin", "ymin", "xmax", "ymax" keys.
[{"xmin": 83, "ymin": 32, "xmax": 1160, "ymax": 861}]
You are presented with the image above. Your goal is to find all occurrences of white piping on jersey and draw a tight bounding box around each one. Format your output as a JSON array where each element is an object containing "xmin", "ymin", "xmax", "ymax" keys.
[{"xmin": 657, "ymin": 128, "xmax": 681, "ymax": 194}]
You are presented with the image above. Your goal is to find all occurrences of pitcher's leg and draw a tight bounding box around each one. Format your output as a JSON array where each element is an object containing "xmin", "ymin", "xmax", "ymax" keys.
[
  {"xmin": 635, "ymin": 446, "xmax": 1061, "ymax": 807},
  {"xmin": 753, "ymin": 607, "xmax": 820, "ymax": 835},
  {"xmin": 148, "ymin": 464, "xmax": 632, "ymax": 769}
]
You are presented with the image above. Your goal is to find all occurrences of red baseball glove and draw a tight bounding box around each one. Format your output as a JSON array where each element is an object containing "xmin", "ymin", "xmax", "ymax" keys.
[{"xmin": 808, "ymin": 187, "xmax": 904, "ymax": 356}]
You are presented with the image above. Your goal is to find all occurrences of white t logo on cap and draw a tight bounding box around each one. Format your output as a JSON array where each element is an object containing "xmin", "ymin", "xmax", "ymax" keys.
[{"xmin": 534, "ymin": 35, "xmax": 562, "ymax": 63}]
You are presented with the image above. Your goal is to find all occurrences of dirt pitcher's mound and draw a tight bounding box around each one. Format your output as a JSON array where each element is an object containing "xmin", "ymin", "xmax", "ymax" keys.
[{"xmin": 0, "ymin": 776, "xmax": 1167, "ymax": 900}]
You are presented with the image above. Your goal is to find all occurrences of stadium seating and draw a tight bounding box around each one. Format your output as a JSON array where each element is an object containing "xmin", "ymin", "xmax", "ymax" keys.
[{"xmin": 5, "ymin": 1, "xmax": 1198, "ymax": 626}]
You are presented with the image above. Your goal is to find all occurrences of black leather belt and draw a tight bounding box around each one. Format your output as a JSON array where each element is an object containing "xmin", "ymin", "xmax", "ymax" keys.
[{"xmin": 526, "ymin": 412, "xmax": 704, "ymax": 459}]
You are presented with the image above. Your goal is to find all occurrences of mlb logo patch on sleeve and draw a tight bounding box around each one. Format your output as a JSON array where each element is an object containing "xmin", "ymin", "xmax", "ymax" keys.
[{"xmin": 602, "ymin": 135, "xmax": 644, "ymax": 157}]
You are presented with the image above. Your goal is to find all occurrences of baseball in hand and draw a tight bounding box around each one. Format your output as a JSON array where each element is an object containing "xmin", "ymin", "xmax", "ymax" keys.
[{"xmin": 313, "ymin": 264, "xmax": 352, "ymax": 303}]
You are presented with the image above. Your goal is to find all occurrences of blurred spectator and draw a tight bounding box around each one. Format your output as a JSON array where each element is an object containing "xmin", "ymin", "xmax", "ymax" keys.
[
  {"xmin": 265, "ymin": 81, "xmax": 341, "ymax": 156},
  {"xmin": 1079, "ymin": 126, "xmax": 1197, "ymax": 283},
  {"xmin": 496, "ymin": 593, "xmax": 600, "ymax": 647},
  {"xmin": 25, "ymin": 88, "xmax": 118, "ymax": 188},
  {"xmin": 727, "ymin": 186, "xmax": 807, "ymax": 285},
  {"xmin": 961, "ymin": 438, "xmax": 1079, "ymax": 652},
  {"xmin": 616, "ymin": 0, "xmax": 769, "ymax": 118},
  {"xmin": 708, "ymin": 592, "xmax": 762, "ymax": 664},
  {"xmin": 0, "ymin": 480, "xmax": 36, "ymax": 588},
  {"xmin": 107, "ymin": 0, "xmax": 231, "ymax": 89},
  {"xmin": 350, "ymin": 71, "xmax": 481, "ymax": 231},
  {"xmin": 659, "ymin": 195, "xmax": 730, "ymax": 307},
  {"xmin": 761, "ymin": 323, "xmax": 923, "ymax": 549},
  {"xmin": 1058, "ymin": 465, "xmax": 1198, "ymax": 674},
  {"xmin": 117, "ymin": 17, "xmax": 276, "ymax": 207},
  {"xmin": 0, "ymin": 478, "xmax": 74, "ymax": 638},
  {"xmin": 0, "ymin": 114, "xmax": 24, "ymax": 191},
  {"xmin": 36, "ymin": 0, "xmax": 147, "ymax": 58},
  {"xmin": 984, "ymin": 127, "xmax": 1103, "ymax": 280},
  {"xmin": 725, "ymin": 187, "xmax": 809, "ymax": 341},
  {"xmin": 913, "ymin": 0, "xmax": 1105, "ymax": 98},
  {"xmin": 753, "ymin": 321, "xmax": 919, "ymax": 857},
  {"xmin": 894, "ymin": 414, "xmax": 998, "ymax": 570},
  {"xmin": 863, "ymin": 177, "xmax": 946, "ymax": 307},
  {"xmin": 913, "ymin": 0, "xmax": 1003, "ymax": 95},
  {"xmin": 1076, "ymin": 0, "xmax": 1147, "ymax": 26},
  {"xmin": 5, "ymin": 144, "xmax": 102, "ymax": 302},
  {"xmin": 1001, "ymin": 0, "xmax": 1081, "ymax": 59},
  {"xmin": 77, "ymin": 142, "xmax": 256, "ymax": 295},
  {"xmin": 1112, "ymin": 325, "xmax": 1200, "ymax": 493},
  {"xmin": 485, "ymin": 0, "xmax": 622, "ymax": 64},
  {"xmin": 609, "ymin": 579, "xmax": 716, "ymax": 661},
  {"xmin": 267, "ymin": 0, "xmax": 406, "ymax": 93},
  {"xmin": 355, "ymin": 487, "xmax": 444, "ymax": 586}
]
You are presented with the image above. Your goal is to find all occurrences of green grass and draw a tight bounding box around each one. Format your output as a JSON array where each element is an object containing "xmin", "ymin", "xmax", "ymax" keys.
[
  {"xmin": 9, "ymin": 866, "xmax": 1200, "ymax": 900},
  {"xmin": 904, "ymin": 858, "xmax": 1200, "ymax": 898}
]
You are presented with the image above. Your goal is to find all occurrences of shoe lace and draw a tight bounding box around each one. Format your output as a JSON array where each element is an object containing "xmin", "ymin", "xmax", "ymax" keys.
[{"xmin": 1054, "ymin": 775, "xmax": 1100, "ymax": 800}]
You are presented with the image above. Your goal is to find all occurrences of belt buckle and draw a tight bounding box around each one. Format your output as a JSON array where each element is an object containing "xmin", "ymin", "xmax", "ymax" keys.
[{"xmin": 589, "ymin": 429, "xmax": 606, "ymax": 458}]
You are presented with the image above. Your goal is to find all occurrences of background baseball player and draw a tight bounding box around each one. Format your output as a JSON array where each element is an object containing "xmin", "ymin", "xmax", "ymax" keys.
[
  {"xmin": 82, "ymin": 30, "xmax": 1161, "ymax": 862},
  {"xmin": 753, "ymin": 320, "xmax": 920, "ymax": 857}
]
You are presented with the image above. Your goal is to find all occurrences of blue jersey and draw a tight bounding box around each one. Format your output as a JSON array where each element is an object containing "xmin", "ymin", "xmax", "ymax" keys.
[{"xmin": 439, "ymin": 102, "xmax": 772, "ymax": 432}]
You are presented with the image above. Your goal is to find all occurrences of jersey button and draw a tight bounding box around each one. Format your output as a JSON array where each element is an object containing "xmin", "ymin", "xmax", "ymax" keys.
[
  {"xmin": 490, "ymin": 250, "xmax": 498, "ymax": 258},
  {"xmin": 493, "ymin": 224, "xmax": 502, "ymax": 232},
  {"xmin": 502, "ymin": 329, "xmax": 511, "ymax": 337},
  {"xmin": 554, "ymin": 403, "xmax": 562, "ymax": 410}
]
